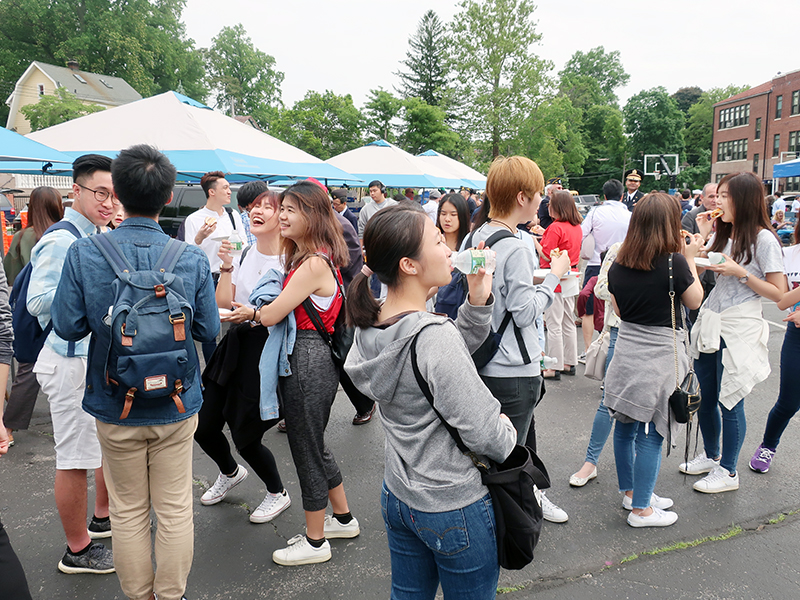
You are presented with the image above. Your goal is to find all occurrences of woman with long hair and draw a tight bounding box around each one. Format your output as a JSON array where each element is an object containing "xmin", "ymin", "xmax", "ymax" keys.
[
  {"xmin": 256, "ymin": 181, "xmax": 358, "ymax": 566},
  {"xmin": 605, "ymin": 193, "xmax": 703, "ymax": 527},
  {"xmin": 682, "ymin": 172, "xmax": 786, "ymax": 492},
  {"xmin": 345, "ymin": 203, "xmax": 516, "ymax": 599},
  {"xmin": 537, "ymin": 190, "xmax": 583, "ymax": 379},
  {"xmin": 194, "ymin": 189, "xmax": 292, "ymax": 525},
  {"xmin": 436, "ymin": 193, "xmax": 470, "ymax": 251},
  {"xmin": 3, "ymin": 186, "xmax": 63, "ymax": 446}
]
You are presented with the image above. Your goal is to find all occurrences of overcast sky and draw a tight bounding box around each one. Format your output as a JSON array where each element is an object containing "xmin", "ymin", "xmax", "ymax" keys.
[{"xmin": 182, "ymin": 0, "xmax": 800, "ymax": 110}]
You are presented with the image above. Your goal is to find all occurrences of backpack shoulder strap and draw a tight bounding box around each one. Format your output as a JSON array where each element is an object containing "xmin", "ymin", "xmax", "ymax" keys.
[
  {"xmin": 225, "ymin": 206, "xmax": 236, "ymax": 229},
  {"xmin": 484, "ymin": 229, "xmax": 516, "ymax": 248},
  {"xmin": 90, "ymin": 232, "xmax": 135, "ymax": 278},
  {"xmin": 42, "ymin": 219, "xmax": 82, "ymax": 240},
  {"xmin": 239, "ymin": 244, "xmax": 252, "ymax": 266},
  {"xmin": 153, "ymin": 238, "xmax": 187, "ymax": 273}
]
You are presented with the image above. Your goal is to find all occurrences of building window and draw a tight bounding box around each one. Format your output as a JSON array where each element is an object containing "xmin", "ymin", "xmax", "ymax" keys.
[
  {"xmin": 718, "ymin": 103, "xmax": 750, "ymax": 129},
  {"xmin": 792, "ymin": 91, "xmax": 799, "ymax": 116},
  {"xmin": 790, "ymin": 131, "xmax": 800, "ymax": 153},
  {"xmin": 753, "ymin": 153, "xmax": 759, "ymax": 173},
  {"xmin": 774, "ymin": 134, "xmax": 781, "ymax": 157},
  {"xmin": 717, "ymin": 139, "xmax": 748, "ymax": 162},
  {"xmin": 787, "ymin": 177, "xmax": 800, "ymax": 193},
  {"xmin": 755, "ymin": 117, "xmax": 762, "ymax": 140},
  {"xmin": 37, "ymin": 84, "xmax": 44, "ymax": 96},
  {"xmin": 776, "ymin": 95, "xmax": 783, "ymax": 119},
  {"xmin": 715, "ymin": 173, "xmax": 728, "ymax": 183}
]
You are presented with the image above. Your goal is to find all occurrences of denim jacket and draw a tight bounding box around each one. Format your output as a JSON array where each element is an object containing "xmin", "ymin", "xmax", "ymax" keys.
[
  {"xmin": 250, "ymin": 268, "xmax": 295, "ymax": 420},
  {"xmin": 52, "ymin": 217, "xmax": 219, "ymax": 426}
]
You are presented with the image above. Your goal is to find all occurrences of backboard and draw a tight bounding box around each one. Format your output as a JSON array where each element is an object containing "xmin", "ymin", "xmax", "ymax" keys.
[{"xmin": 644, "ymin": 154, "xmax": 680, "ymax": 180}]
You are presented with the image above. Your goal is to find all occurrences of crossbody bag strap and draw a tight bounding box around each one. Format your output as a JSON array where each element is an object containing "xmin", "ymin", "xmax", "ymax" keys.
[
  {"xmin": 668, "ymin": 253, "xmax": 680, "ymax": 388},
  {"xmin": 301, "ymin": 297, "xmax": 333, "ymax": 348}
]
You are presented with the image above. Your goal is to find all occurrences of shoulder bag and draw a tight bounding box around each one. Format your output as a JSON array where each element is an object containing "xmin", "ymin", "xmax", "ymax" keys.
[{"xmin": 583, "ymin": 330, "xmax": 609, "ymax": 381}]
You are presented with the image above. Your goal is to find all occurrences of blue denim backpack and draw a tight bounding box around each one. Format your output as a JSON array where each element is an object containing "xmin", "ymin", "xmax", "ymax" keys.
[{"xmin": 90, "ymin": 233, "xmax": 197, "ymax": 419}]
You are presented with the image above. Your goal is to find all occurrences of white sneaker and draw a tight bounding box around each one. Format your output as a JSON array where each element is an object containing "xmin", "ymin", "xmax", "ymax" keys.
[
  {"xmin": 539, "ymin": 491, "xmax": 568, "ymax": 523},
  {"xmin": 678, "ymin": 451, "xmax": 720, "ymax": 475},
  {"xmin": 200, "ymin": 466, "xmax": 248, "ymax": 506},
  {"xmin": 693, "ymin": 465, "xmax": 739, "ymax": 494},
  {"xmin": 250, "ymin": 490, "xmax": 291, "ymax": 523},
  {"xmin": 323, "ymin": 514, "xmax": 361, "ymax": 539},
  {"xmin": 627, "ymin": 506, "xmax": 678, "ymax": 528},
  {"xmin": 622, "ymin": 492, "xmax": 674, "ymax": 511},
  {"xmin": 272, "ymin": 534, "xmax": 331, "ymax": 566}
]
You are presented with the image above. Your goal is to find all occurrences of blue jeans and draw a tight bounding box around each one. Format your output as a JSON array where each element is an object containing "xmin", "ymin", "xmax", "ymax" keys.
[
  {"xmin": 585, "ymin": 327, "xmax": 618, "ymax": 465},
  {"xmin": 695, "ymin": 341, "xmax": 747, "ymax": 474},
  {"xmin": 762, "ymin": 324, "xmax": 800, "ymax": 449},
  {"xmin": 614, "ymin": 421, "xmax": 664, "ymax": 510},
  {"xmin": 381, "ymin": 482, "xmax": 499, "ymax": 600}
]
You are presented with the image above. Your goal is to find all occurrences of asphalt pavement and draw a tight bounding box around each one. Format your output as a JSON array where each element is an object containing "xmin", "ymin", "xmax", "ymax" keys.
[{"xmin": 2, "ymin": 299, "xmax": 800, "ymax": 599}]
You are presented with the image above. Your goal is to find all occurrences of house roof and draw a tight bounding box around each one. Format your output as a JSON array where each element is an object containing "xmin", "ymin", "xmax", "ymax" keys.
[
  {"xmin": 715, "ymin": 81, "xmax": 773, "ymax": 107},
  {"xmin": 234, "ymin": 115, "xmax": 262, "ymax": 131},
  {"xmin": 24, "ymin": 61, "xmax": 142, "ymax": 106}
]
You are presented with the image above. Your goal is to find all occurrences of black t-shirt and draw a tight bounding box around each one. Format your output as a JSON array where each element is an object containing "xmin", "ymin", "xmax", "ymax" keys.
[{"xmin": 608, "ymin": 253, "xmax": 694, "ymax": 328}]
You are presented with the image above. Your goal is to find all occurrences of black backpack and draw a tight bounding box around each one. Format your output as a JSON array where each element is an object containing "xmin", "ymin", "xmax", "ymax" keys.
[
  {"xmin": 9, "ymin": 221, "xmax": 81, "ymax": 363},
  {"xmin": 435, "ymin": 229, "xmax": 531, "ymax": 369}
]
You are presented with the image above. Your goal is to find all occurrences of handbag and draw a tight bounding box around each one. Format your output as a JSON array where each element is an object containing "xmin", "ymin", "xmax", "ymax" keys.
[
  {"xmin": 580, "ymin": 232, "xmax": 595, "ymax": 261},
  {"xmin": 410, "ymin": 331, "xmax": 550, "ymax": 570},
  {"xmin": 583, "ymin": 330, "xmax": 610, "ymax": 381},
  {"xmin": 666, "ymin": 254, "xmax": 701, "ymax": 424}
]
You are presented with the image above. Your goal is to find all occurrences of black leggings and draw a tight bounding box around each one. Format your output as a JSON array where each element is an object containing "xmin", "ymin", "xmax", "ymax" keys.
[{"xmin": 0, "ymin": 518, "xmax": 32, "ymax": 600}]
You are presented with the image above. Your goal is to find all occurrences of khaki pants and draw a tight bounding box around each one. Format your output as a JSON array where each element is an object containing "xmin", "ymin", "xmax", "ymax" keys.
[
  {"xmin": 544, "ymin": 293, "xmax": 578, "ymax": 371},
  {"xmin": 96, "ymin": 415, "xmax": 198, "ymax": 600}
]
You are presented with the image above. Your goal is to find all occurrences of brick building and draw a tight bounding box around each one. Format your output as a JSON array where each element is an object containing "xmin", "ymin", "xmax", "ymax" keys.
[{"xmin": 711, "ymin": 69, "xmax": 800, "ymax": 193}]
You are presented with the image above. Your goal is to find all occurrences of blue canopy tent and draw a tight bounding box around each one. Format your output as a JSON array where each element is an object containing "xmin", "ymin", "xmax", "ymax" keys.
[
  {"xmin": 773, "ymin": 158, "xmax": 800, "ymax": 178},
  {"xmin": 0, "ymin": 126, "xmax": 75, "ymax": 175},
  {"xmin": 23, "ymin": 91, "xmax": 362, "ymax": 184}
]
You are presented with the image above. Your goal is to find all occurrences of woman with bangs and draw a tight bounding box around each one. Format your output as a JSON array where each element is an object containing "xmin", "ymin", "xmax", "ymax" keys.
[
  {"xmin": 680, "ymin": 172, "xmax": 786, "ymax": 493},
  {"xmin": 436, "ymin": 193, "xmax": 470, "ymax": 251},
  {"xmin": 195, "ymin": 186, "xmax": 292, "ymax": 525},
  {"xmin": 605, "ymin": 193, "xmax": 703, "ymax": 527},
  {"xmin": 257, "ymin": 181, "xmax": 359, "ymax": 566}
]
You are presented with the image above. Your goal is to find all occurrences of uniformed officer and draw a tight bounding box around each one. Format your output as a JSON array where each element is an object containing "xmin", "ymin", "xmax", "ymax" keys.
[{"xmin": 622, "ymin": 169, "xmax": 645, "ymax": 211}]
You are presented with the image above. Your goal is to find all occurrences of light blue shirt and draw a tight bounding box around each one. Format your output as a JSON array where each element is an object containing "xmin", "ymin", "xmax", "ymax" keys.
[
  {"xmin": 27, "ymin": 208, "xmax": 95, "ymax": 357},
  {"xmin": 239, "ymin": 210, "xmax": 257, "ymax": 245}
]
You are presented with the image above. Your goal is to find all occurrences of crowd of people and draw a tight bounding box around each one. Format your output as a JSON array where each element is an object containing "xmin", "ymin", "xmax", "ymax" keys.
[{"xmin": 1, "ymin": 145, "xmax": 800, "ymax": 600}]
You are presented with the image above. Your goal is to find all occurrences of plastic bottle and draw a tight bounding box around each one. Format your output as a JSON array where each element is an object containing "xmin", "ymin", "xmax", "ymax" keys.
[
  {"xmin": 228, "ymin": 230, "xmax": 244, "ymax": 255},
  {"xmin": 540, "ymin": 355, "xmax": 558, "ymax": 370},
  {"xmin": 451, "ymin": 248, "xmax": 496, "ymax": 274},
  {"xmin": 707, "ymin": 251, "xmax": 726, "ymax": 265}
]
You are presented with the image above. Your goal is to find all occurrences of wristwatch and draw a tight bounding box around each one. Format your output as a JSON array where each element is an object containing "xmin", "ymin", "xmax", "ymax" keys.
[{"xmin": 738, "ymin": 272, "xmax": 750, "ymax": 284}]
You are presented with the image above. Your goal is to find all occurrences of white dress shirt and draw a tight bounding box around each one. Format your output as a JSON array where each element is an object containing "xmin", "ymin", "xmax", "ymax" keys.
[{"xmin": 581, "ymin": 200, "xmax": 631, "ymax": 266}]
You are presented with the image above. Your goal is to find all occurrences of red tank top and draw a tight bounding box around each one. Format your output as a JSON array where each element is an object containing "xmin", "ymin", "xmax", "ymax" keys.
[{"xmin": 284, "ymin": 261, "xmax": 343, "ymax": 334}]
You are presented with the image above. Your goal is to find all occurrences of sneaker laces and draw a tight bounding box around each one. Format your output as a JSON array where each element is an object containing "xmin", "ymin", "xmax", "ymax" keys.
[
  {"xmin": 757, "ymin": 447, "xmax": 775, "ymax": 461},
  {"xmin": 255, "ymin": 492, "xmax": 282, "ymax": 514},
  {"xmin": 207, "ymin": 473, "xmax": 233, "ymax": 496}
]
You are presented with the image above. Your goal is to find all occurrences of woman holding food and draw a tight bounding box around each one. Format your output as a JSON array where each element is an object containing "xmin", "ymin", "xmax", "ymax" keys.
[
  {"xmin": 680, "ymin": 172, "xmax": 786, "ymax": 493},
  {"xmin": 537, "ymin": 191, "xmax": 582, "ymax": 380}
]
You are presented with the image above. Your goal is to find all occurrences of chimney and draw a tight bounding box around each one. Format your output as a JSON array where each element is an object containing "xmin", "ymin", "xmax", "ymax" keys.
[{"xmin": 67, "ymin": 60, "xmax": 79, "ymax": 70}]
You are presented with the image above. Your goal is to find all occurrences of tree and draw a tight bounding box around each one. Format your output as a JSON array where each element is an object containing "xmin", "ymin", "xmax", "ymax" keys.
[
  {"xmin": 396, "ymin": 10, "xmax": 450, "ymax": 107},
  {"xmin": 558, "ymin": 47, "xmax": 630, "ymax": 107},
  {"xmin": 20, "ymin": 87, "xmax": 105, "ymax": 131},
  {"xmin": 574, "ymin": 104, "xmax": 626, "ymax": 193},
  {"xmin": 204, "ymin": 24, "xmax": 284, "ymax": 127},
  {"xmin": 0, "ymin": 0, "xmax": 207, "ymax": 115},
  {"xmin": 363, "ymin": 88, "xmax": 403, "ymax": 142},
  {"xmin": 450, "ymin": 0, "xmax": 553, "ymax": 159},
  {"xmin": 399, "ymin": 98, "xmax": 461, "ymax": 157},
  {"xmin": 671, "ymin": 86, "xmax": 703, "ymax": 114},
  {"xmin": 272, "ymin": 91, "xmax": 363, "ymax": 160},
  {"xmin": 685, "ymin": 85, "xmax": 749, "ymax": 163},
  {"xmin": 623, "ymin": 87, "xmax": 685, "ymax": 167}
]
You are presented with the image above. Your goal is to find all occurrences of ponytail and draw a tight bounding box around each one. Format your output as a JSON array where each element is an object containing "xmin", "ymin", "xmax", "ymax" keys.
[{"xmin": 346, "ymin": 271, "xmax": 381, "ymax": 328}]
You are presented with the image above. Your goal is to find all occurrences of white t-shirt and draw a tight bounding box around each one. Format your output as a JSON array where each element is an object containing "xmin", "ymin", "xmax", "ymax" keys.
[
  {"xmin": 782, "ymin": 244, "xmax": 800, "ymax": 312},
  {"xmin": 581, "ymin": 201, "xmax": 631, "ymax": 266},
  {"xmin": 423, "ymin": 200, "xmax": 438, "ymax": 223},
  {"xmin": 231, "ymin": 246, "xmax": 283, "ymax": 308},
  {"xmin": 772, "ymin": 198, "xmax": 786, "ymax": 217},
  {"xmin": 791, "ymin": 199, "xmax": 800, "ymax": 215},
  {"xmin": 185, "ymin": 206, "xmax": 247, "ymax": 273}
]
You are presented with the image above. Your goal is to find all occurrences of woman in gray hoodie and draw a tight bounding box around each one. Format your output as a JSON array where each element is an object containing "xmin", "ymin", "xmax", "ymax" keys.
[{"xmin": 345, "ymin": 204, "xmax": 517, "ymax": 600}]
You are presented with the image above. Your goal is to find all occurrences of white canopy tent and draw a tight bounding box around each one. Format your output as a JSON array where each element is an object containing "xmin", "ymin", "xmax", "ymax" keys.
[
  {"xmin": 25, "ymin": 91, "xmax": 360, "ymax": 183},
  {"xmin": 416, "ymin": 149, "xmax": 486, "ymax": 190}
]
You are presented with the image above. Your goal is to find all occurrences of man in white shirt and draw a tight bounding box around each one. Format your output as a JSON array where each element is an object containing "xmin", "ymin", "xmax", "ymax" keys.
[
  {"xmin": 422, "ymin": 189, "xmax": 441, "ymax": 222},
  {"xmin": 579, "ymin": 179, "xmax": 631, "ymax": 355},
  {"xmin": 184, "ymin": 171, "xmax": 247, "ymax": 278},
  {"xmin": 357, "ymin": 180, "xmax": 397, "ymax": 240},
  {"xmin": 772, "ymin": 193, "xmax": 786, "ymax": 217},
  {"xmin": 790, "ymin": 196, "xmax": 800, "ymax": 217}
]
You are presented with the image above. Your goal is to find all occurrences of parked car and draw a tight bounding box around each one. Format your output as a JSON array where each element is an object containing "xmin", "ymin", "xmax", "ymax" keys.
[
  {"xmin": 158, "ymin": 184, "xmax": 240, "ymax": 238},
  {"xmin": 575, "ymin": 194, "xmax": 601, "ymax": 216},
  {"xmin": 0, "ymin": 188, "xmax": 20, "ymax": 224}
]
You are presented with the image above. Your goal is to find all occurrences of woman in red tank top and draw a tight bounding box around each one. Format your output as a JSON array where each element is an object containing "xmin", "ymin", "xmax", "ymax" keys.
[{"xmin": 257, "ymin": 181, "xmax": 359, "ymax": 566}]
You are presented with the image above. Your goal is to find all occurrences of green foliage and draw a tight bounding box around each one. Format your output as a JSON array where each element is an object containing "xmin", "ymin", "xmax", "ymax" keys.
[
  {"xmin": 450, "ymin": 0, "xmax": 553, "ymax": 159},
  {"xmin": 399, "ymin": 98, "xmax": 461, "ymax": 157},
  {"xmin": 574, "ymin": 104, "xmax": 627, "ymax": 193},
  {"xmin": 271, "ymin": 91, "xmax": 363, "ymax": 160},
  {"xmin": 20, "ymin": 86, "xmax": 104, "ymax": 131},
  {"xmin": 671, "ymin": 86, "xmax": 703, "ymax": 114},
  {"xmin": 204, "ymin": 24, "xmax": 283, "ymax": 127},
  {"xmin": 678, "ymin": 148, "xmax": 712, "ymax": 189},
  {"xmin": 0, "ymin": 0, "xmax": 207, "ymax": 106},
  {"xmin": 559, "ymin": 47, "xmax": 630, "ymax": 107},
  {"xmin": 624, "ymin": 87, "xmax": 685, "ymax": 166},
  {"xmin": 685, "ymin": 85, "xmax": 749, "ymax": 163},
  {"xmin": 363, "ymin": 88, "xmax": 403, "ymax": 143},
  {"xmin": 396, "ymin": 10, "xmax": 451, "ymax": 107}
]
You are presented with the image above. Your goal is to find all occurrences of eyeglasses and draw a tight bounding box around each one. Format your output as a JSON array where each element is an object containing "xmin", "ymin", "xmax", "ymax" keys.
[{"xmin": 77, "ymin": 183, "xmax": 118, "ymax": 205}]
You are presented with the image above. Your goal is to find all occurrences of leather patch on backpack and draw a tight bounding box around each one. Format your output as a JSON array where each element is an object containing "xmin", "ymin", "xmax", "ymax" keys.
[{"xmin": 144, "ymin": 374, "xmax": 168, "ymax": 392}]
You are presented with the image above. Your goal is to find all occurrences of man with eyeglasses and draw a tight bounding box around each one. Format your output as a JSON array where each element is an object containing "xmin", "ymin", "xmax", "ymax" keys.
[{"xmin": 27, "ymin": 154, "xmax": 115, "ymax": 574}]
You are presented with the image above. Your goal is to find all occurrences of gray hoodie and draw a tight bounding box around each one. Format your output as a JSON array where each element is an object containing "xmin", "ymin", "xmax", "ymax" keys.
[{"xmin": 345, "ymin": 301, "xmax": 517, "ymax": 512}]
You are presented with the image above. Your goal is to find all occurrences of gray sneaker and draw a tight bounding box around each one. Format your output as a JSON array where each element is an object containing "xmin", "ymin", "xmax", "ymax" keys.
[{"xmin": 57, "ymin": 542, "xmax": 115, "ymax": 574}]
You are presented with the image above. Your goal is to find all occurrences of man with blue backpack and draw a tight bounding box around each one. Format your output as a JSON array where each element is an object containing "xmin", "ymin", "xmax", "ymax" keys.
[
  {"xmin": 53, "ymin": 145, "xmax": 218, "ymax": 600},
  {"xmin": 26, "ymin": 154, "xmax": 116, "ymax": 575}
]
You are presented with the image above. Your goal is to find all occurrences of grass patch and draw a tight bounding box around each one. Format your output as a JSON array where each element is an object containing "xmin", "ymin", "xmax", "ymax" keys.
[
  {"xmin": 641, "ymin": 525, "xmax": 743, "ymax": 557},
  {"xmin": 497, "ymin": 584, "xmax": 527, "ymax": 594},
  {"xmin": 620, "ymin": 553, "xmax": 638, "ymax": 563},
  {"xmin": 768, "ymin": 514, "xmax": 786, "ymax": 525}
]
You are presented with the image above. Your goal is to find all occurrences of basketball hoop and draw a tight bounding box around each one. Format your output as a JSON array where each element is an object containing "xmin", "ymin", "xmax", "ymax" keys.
[{"xmin": 654, "ymin": 171, "xmax": 662, "ymax": 181}]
